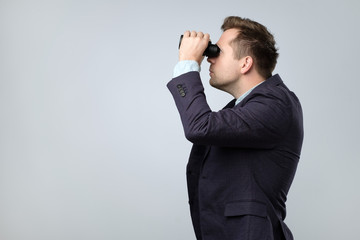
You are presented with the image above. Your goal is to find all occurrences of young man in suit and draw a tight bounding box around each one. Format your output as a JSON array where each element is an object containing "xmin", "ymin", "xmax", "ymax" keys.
[{"xmin": 167, "ymin": 16, "xmax": 304, "ymax": 240}]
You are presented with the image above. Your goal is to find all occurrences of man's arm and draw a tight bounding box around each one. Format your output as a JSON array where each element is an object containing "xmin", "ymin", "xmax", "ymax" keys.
[{"xmin": 167, "ymin": 71, "xmax": 291, "ymax": 148}]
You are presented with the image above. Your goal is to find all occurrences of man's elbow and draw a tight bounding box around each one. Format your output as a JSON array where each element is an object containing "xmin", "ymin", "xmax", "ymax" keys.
[{"xmin": 184, "ymin": 129, "xmax": 207, "ymax": 144}]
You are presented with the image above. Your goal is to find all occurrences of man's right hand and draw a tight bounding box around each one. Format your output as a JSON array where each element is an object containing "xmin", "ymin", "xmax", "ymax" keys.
[{"xmin": 179, "ymin": 31, "xmax": 210, "ymax": 65}]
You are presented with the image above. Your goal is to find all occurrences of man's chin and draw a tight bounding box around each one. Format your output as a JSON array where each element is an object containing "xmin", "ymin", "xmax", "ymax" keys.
[{"xmin": 209, "ymin": 79, "xmax": 221, "ymax": 89}]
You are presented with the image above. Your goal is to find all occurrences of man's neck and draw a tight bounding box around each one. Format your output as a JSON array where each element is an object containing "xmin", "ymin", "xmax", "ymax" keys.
[{"xmin": 232, "ymin": 74, "xmax": 265, "ymax": 99}]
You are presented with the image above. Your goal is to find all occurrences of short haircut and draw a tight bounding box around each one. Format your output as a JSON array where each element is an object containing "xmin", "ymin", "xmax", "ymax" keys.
[{"xmin": 221, "ymin": 16, "xmax": 279, "ymax": 79}]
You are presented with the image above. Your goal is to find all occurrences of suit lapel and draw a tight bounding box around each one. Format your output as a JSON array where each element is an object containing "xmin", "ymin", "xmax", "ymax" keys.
[{"xmin": 223, "ymin": 99, "xmax": 236, "ymax": 109}]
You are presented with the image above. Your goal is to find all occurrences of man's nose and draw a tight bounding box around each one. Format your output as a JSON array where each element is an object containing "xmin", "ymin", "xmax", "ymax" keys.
[{"xmin": 207, "ymin": 57, "xmax": 215, "ymax": 64}]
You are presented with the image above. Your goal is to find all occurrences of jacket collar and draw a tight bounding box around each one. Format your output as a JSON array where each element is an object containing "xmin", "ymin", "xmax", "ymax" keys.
[{"xmin": 233, "ymin": 74, "xmax": 283, "ymax": 108}]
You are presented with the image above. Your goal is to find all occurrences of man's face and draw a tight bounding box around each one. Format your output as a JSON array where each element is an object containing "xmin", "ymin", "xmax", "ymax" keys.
[{"xmin": 207, "ymin": 28, "xmax": 242, "ymax": 91}]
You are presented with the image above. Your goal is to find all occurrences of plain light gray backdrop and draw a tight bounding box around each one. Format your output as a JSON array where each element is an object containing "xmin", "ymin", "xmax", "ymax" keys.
[{"xmin": 1, "ymin": 0, "xmax": 359, "ymax": 239}]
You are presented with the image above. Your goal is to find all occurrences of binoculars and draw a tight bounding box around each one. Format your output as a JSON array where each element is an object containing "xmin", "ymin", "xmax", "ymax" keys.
[{"xmin": 178, "ymin": 35, "xmax": 220, "ymax": 58}]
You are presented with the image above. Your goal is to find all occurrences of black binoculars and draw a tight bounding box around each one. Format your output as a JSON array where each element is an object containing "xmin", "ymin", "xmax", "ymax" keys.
[{"xmin": 178, "ymin": 35, "xmax": 220, "ymax": 58}]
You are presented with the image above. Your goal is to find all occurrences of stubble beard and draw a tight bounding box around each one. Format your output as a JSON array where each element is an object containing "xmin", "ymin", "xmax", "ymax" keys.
[{"xmin": 209, "ymin": 76, "xmax": 224, "ymax": 91}]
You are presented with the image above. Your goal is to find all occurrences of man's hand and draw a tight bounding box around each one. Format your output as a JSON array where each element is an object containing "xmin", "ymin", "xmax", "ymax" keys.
[{"xmin": 179, "ymin": 31, "xmax": 210, "ymax": 65}]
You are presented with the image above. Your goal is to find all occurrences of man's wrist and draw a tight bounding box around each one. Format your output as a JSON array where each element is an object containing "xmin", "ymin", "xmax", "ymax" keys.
[{"xmin": 173, "ymin": 60, "xmax": 200, "ymax": 78}]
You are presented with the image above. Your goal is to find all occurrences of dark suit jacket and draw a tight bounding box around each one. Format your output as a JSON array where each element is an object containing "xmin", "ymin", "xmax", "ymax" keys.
[{"xmin": 167, "ymin": 71, "xmax": 303, "ymax": 240}]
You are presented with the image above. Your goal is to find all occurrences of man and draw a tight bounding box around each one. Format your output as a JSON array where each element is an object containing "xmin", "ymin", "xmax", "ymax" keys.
[{"xmin": 167, "ymin": 16, "xmax": 303, "ymax": 240}]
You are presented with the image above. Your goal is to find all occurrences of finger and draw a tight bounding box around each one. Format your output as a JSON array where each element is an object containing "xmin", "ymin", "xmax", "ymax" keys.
[
  {"xmin": 183, "ymin": 30, "xmax": 190, "ymax": 37},
  {"xmin": 190, "ymin": 30, "xmax": 197, "ymax": 37},
  {"xmin": 197, "ymin": 32, "xmax": 204, "ymax": 38},
  {"xmin": 204, "ymin": 33, "xmax": 210, "ymax": 41}
]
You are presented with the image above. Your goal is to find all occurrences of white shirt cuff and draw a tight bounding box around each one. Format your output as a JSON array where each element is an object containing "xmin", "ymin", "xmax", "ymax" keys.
[{"xmin": 173, "ymin": 60, "xmax": 200, "ymax": 78}]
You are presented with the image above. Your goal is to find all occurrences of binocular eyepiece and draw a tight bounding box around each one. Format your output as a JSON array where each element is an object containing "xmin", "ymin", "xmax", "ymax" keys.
[{"xmin": 178, "ymin": 35, "xmax": 220, "ymax": 58}]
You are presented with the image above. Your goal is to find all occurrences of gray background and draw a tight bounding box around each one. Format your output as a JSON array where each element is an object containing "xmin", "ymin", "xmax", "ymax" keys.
[{"xmin": 1, "ymin": 0, "xmax": 359, "ymax": 239}]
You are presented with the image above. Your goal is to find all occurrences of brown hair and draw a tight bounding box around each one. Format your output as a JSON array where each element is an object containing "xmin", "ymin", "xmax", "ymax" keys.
[{"xmin": 221, "ymin": 16, "xmax": 279, "ymax": 79}]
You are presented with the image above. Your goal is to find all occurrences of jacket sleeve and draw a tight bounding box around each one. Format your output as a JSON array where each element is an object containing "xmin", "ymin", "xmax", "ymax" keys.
[{"xmin": 167, "ymin": 71, "xmax": 292, "ymax": 149}]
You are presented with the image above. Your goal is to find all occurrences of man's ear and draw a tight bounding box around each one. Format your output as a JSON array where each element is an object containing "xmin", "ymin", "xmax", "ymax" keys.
[{"xmin": 240, "ymin": 56, "xmax": 253, "ymax": 74}]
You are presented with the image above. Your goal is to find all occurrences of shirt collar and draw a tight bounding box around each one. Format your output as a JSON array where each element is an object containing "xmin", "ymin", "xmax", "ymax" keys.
[{"xmin": 235, "ymin": 81, "xmax": 264, "ymax": 106}]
